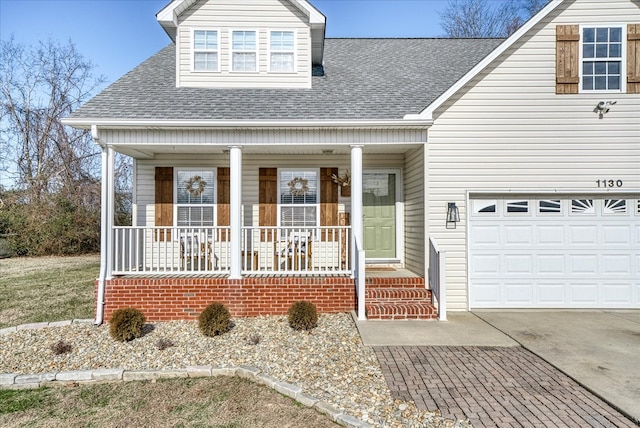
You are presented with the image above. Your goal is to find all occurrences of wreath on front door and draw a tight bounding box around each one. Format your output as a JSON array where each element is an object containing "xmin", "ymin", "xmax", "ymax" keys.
[
  {"xmin": 185, "ymin": 175, "xmax": 207, "ymax": 197},
  {"xmin": 288, "ymin": 177, "xmax": 309, "ymax": 196}
]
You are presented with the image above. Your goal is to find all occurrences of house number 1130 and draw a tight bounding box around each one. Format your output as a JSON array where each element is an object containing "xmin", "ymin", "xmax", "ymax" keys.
[{"xmin": 596, "ymin": 179, "xmax": 623, "ymax": 188}]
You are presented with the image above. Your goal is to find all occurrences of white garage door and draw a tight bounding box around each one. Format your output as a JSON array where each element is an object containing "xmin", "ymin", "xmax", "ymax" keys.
[{"xmin": 469, "ymin": 197, "xmax": 640, "ymax": 308}]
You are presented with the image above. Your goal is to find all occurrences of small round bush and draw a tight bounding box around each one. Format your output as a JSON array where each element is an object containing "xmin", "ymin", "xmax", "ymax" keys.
[
  {"xmin": 109, "ymin": 307, "xmax": 146, "ymax": 342},
  {"xmin": 288, "ymin": 301, "xmax": 318, "ymax": 331},
  {"xmin": 198, "ymin": 303, "xmax": 231, "ymax": 337}
]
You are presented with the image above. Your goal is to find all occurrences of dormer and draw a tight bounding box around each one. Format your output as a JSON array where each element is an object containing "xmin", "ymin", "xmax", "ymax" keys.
[{"xmin": 156, "ymin": 0, "xmax": 326, "ymax": 89}]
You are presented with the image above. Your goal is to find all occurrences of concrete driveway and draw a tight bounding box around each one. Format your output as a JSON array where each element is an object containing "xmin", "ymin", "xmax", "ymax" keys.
[{"xmin": 474, "ymin": 310, "xmax": 640, "ymax": 424}]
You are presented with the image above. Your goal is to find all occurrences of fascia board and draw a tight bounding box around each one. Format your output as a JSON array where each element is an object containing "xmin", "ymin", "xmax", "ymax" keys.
[
  {"xmin": 61, "ymin": 118, "xmax": 432, "ymax": 131},
  {"xmin": 410, "ymin": 0, "xmax": 565, "ymax": 121}
]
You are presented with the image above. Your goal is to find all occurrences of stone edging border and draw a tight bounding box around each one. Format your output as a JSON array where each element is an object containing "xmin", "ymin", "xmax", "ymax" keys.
[{"xmin": 0, "ymin": 320, "xmax": 372, "ymax": 428}]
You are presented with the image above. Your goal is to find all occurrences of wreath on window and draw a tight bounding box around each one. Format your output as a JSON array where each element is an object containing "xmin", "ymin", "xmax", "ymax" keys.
[
  {"xmin": 288, "ymin": 177, "xmax": 309, "ymax": 196},
  {"xmin": 185, "ymin": 175, "xmax": 207, "ymax": 197}
]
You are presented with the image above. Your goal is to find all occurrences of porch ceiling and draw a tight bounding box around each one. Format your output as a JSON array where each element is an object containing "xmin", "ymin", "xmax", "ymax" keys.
[{"xmin": 113, "ymin": 143, "xmax": 424, "ymax": 159}]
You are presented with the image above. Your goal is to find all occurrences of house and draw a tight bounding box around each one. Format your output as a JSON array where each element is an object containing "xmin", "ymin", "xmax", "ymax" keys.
[{"xmin": 63, "ymin": 0, "xmax": 640, "ymax": 324}]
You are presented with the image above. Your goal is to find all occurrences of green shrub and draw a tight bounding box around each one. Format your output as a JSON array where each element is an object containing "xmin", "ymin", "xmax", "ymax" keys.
[
  {"xmin": 198, "ymin": 303, "xmax": 231, "ymax": 337},
  {"xmin": 109, "ymin": 307, "xmax": 146, "ymax": 342},
  {"xmin": 287, "ymin": 301, "xmax": 318, "ymax": 331}
]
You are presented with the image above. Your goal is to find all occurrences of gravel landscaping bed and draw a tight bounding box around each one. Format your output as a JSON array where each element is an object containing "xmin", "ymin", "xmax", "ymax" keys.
[{"xmin": 0, "ymin": 313, "xmax": 468, "ymax": 428}]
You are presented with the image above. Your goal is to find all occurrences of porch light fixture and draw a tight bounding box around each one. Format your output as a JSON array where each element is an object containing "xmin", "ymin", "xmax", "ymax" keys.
[{"xmin": 446, "ymin": 202, "xmax": 460, "ymax": 229}]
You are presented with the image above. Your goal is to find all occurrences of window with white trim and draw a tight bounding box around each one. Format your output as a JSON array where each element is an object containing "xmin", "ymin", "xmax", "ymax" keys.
[
  {"xmin": 270, "ymin": 31, "xmax": 294, "ymax": 72},
  {"xmin": 176, "ymin": 169, "xmax": 215, "ymax": 227},
  {"xmin": 193, "ymin": 30, "xmax": 219, "ymax": 71},
  {"xmin": 582, "ymin": 26, "xmax": 623, "ymax": 91},
  {"xmin": 232, "ymin": 30, "xmax": 257, "ymax": 72},
  {"xmin": 279, "ymin": 170, "xmax": 318, "ymax": 227}
]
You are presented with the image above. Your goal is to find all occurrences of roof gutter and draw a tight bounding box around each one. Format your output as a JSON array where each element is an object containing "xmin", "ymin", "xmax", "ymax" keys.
[{"xmin": 61, "ymin": 118, "xmax": 433, "ymax": 130}]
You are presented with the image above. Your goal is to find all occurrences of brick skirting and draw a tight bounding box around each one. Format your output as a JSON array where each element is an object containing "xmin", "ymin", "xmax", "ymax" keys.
[{"xmin": 97, "ymin": 276, "xmax": 357, "ymax": 321}]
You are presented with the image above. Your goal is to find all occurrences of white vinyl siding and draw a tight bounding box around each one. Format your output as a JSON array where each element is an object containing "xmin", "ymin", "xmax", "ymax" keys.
[
  {"xmin": 426, "ymin": 0, "xmax": 640, "ymax": 310},
  {"xmin": 403, "ymin": 146, "xmax": 425, "ymax": 275},
  {"xmin": 177, "ymin": 0, "xmax": 312, "ymax": 88}
]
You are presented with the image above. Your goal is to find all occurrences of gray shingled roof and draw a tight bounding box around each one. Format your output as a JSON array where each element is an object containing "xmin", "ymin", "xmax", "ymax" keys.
[{"xmin": 69, "ymin": 38, "xmax": 503, "ymax": 121}]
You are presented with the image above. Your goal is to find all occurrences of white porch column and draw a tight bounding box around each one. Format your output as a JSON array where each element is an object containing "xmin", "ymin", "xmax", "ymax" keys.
[
  {"xmin": 229, "ymin": 145, "xmax": 243, "ymax": 279},
  {"xmin": 350, "ymin": 144, "xmax": 364, "ymax": 260},
  {"xmin": 105, "ymin": 146, "xmax": 115, "ymax": 280},
  {"xmin": 350, "ymin": 145, "xmax": 366, "ymax": 320}
]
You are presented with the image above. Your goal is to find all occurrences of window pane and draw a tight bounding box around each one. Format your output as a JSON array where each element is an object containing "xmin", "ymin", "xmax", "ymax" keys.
[
  {"xmin": 608, "ymin": 76, "xmax": 620, "ymax": 90},
  {"xmin": 233, "ymin": 31, "xmax": 256, "ymax": 50},
  {"xmin": 595, "ymin": 43, "xmax": 608, "ymax": 58},
  {"xmin": 233, "ymin": 52, "xmax": 256, "ymax": 71},
  {"xmin": 583, "ymin": 44, "xmax": 595, "ymax": 58},
  {"xmin": 582, "ymin": 76, "xmax": 593, "ymax": 90},
  {"xmin": 583, "ymin": 28, "xmax": 595, "ymax": 43},
  {"xmin": 194, "ymin": 52, "xmax": 218, "ymax": 71},
  {"xmin": 596, "ymin": 27, "xmax": 609, "ymax": 42},
  {"xmin": 594, "ymin": 62, "xmax": 607, "ymax": 74},
  {"xmin": 608, "ymin": 62, "xmax": 620, "ymax": 74},
  {"xmin": 583, "ymin": 61, "xmax": 594, "ymax": 75},
  {"xmin": 271, "ymin": 52, "xmax": 294, "ymax": 72},
  {"xmin": 177, "ymin": 170, "xmax": 214, "ymax": 204},
  {"xmin": 609, "ymin": 43, "xmax": 621, "ymax": 58},
  {"xmin": 610, "ymin": 27, "xmax": 622, "ymax": 42},
  {"xmin": 595, "ymin": 75, "xmax": 606, "ymax": 90},
  {"xmin": 271, "ymin": 31, "xmax": 294, "ymax": 50},
  {"xmin": 194, "ymin": 30, "xmax": 217, "ymax": 50},
  {"xmin": 280, "ymin": 171, "xmax": 317, "ymax": 204}
]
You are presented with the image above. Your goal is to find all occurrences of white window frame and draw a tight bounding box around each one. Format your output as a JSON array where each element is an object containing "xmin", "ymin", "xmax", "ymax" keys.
[
  {"xmin": 277, "ymin": 168, "xmax": 320, "ymax": 231},
  {"xmin": 174, "ymin": 168, "xmax": 217, "ymax": 229},
  {"xmin": 231, "ymin": 29, "xmax": 258, "ymax": 73},
  {"xmin": 268, "ymin": 30, "xmax": 296, "ymax": 73},
  {"xmin": 191, "ymin": 29, "xmax": 220, "ymax": 72},
  {"xmin": 579, "ymin": 24, "xmax": 626, "ymax": 93}
]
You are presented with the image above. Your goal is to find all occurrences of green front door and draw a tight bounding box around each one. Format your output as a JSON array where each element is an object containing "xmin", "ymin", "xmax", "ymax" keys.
[{"xmin": 363, "ymin": 172, "xmax": 397, "ymax": 259}]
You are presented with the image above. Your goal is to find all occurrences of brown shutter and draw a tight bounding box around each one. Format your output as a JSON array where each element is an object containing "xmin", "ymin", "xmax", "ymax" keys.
[
  {"xmin": 556, "ymin": 25, "xmax": 580, "ymax": 94},
  {"xmin": 320, "ymin": 167, "xmax": 339, "ymax": 241},
  {"xmin": 628, "ymin": 24, "xmax": 640, "ymax": 94},
  {"xmin": 217, "ymin": 167, "xmax": 230, "ymax": 241},
  {"xmin": 154, "ymin": 167, "xmax": 173, "ymax": 241},
  {"xmin": 259, "ymin": 168, "xmax": 277, "ymax": 241}
]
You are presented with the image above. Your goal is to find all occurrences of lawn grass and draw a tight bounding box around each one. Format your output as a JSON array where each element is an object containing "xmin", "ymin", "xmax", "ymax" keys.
[
  {"xmin": 0, "ymin": 255, "xmax": 99, "ymax": 328},
  {"xmin": 0, "ymin": 377, "xmax": 338, "ymax": 427}
]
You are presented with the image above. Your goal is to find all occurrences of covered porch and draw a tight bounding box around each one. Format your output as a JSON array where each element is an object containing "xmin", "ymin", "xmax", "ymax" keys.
[{"xmin": 93, "ymin": 125, "xmax": 441, "ymax": 322}]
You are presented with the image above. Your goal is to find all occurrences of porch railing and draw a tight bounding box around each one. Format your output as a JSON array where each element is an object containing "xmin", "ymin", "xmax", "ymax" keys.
[
  {"xmin": 112, "ymin": 226, "xmax": 351, "ymax": 275},
  {"xmin": 428, "ymin": 236, "xmax": 447, "ymax": 321}
]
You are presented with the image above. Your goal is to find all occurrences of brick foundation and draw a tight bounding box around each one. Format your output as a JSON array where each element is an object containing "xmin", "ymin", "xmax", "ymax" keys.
[{"xmin": 97, "ymin": 276, "xmax": 356, "ymax": 322}]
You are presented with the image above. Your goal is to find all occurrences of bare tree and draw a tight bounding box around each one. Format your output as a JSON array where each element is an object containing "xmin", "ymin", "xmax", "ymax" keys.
[
  {"xmin": 0, "ymin": 37, "xmax": 108, "ymax": 255},
  {"xmin": 439, "ymin": 0, "xmax": 551, "ymax": 38},
  {"xmin": 0, "ymin": 37, "xmax": 105, "ymax": 200}
]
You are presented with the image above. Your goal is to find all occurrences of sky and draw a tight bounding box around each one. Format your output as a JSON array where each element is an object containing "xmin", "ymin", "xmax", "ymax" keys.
[{"xmin": 0, "ymin": 0, "xmax": 508, "ymax": 87}]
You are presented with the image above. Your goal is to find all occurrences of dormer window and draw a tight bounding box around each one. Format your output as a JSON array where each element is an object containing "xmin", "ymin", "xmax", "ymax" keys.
[
  {"xmin": 232, "ymin": 31, "xmax": 257, "ymax": 72},
  {"xmin": 193, "ymin": 30, "xmax": 219, "ymax": 72},
  {"xmin": 270, "ymin": 31, "xmax": 295, "ymax": 72}
]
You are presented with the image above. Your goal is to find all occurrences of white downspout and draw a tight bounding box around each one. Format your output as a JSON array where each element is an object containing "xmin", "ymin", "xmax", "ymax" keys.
[{"xmin": 93, "ymin": 125, "xmax": 108, "ymax": 325}]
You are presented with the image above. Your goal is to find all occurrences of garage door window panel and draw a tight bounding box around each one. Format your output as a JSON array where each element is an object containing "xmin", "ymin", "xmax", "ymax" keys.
[
  {"xmin": 538, "ymin": 200, "xmax": 562, "ymax": 214},
  {"xmin": 571, "ymin": 199, "xmax": 595, "ymax": 215},
  {"xmin": 506, "ymin": 200, "xmax": 529, "ymax": 215},
  {"xmin": 603, "ymin": 199, "xmax": 626, "ymax": 214},
  {"xmin": 473, "ymin": 200, "xmax": 497, "ymax": 215}
]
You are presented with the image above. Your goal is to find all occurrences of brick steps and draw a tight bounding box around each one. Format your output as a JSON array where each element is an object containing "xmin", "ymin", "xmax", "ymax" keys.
[{"xmin": 365, "ymin": 278, "xmax": 437, "ymax": 320}]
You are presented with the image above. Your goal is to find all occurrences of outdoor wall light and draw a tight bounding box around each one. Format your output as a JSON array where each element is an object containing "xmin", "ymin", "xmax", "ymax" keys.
[
  {"xmin": 446, "ymin": 202, "xmax": 460, "ymax": 229},
  {"xmin": 594, "ymin": 100, "xmax": 616, "ymax": 119}
]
